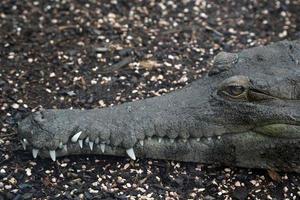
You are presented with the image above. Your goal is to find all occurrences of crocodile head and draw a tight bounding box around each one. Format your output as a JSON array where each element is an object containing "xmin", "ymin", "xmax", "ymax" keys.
[
  {"xmin": 208, "ymin": 46, "xmax": 300, "ymax": 139},
  {"xmin": 18, "ymin": 40, "xmax": 300, "ymax": 172}
]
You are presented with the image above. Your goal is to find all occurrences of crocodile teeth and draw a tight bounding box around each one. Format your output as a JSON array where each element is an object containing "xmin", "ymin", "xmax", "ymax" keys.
[
  {"xmin": 78, "ymin": 140, "xmax": 83, "ymax": 148},
  {"xmin": 71, "ymin": 131, "xmax": 82, "ymax": 142},
  {"xmin": 158, "ymin": 138, "xmax": 162, "ymax": 143},
  {"xmin": 196, "ymin": 138, "xmax": 200, "ymax": 142},
  {"xmin": 21, "ymin": 140, "xmax": 26, "ymax": 150},
  {"xmin": 100, "ymin": 143, "xmax": 105, "ymax": 153},
  {"xmin": 63, "ymin": 145, "xmax": 68, "ymax": 152},
  {"xmin": 32, "ymin": 149, "xmax": 39, "ymax": 158},
  {"xmin": 139, "ymin": 140, "xmax": 144, "ymax": 146},
  {"xmin": 21, "ymin": 138, "xmax": 28, "ymax": 150},
  {"xmin": 95, "ymin": 137, "xmax": 100, "ymax": 144},
  {"xmin": 23, "ymin": 138, "xmax": 29, "ymax": 144},
  {"xmin": 170, "ymin": 139, "xmax": 174, "ymax": 143},
  {"xmin": 85, "ymin": 137, "xmax": 89, "ymax": 144},
  {"xmin": 89, "ymin": 141, "xmax": 94, "ymax": 151},
  {"xmin": 49, "ymin": 150, "xmax": 56, "ymax": 161},
  {"xmin": 126, "ymin": 148, "xmax": 136, "ymax": 160},
  {"xmin": 59, "ymin": 142, "xmax": 64, "ymax": 149}
]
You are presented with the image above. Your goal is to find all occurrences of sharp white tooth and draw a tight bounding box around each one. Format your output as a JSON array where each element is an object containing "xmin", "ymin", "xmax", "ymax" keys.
[
  {"xmin": 21, "ymin": 139, "xmax": 29, "ymax": 150},
  {"xmin": 170, "ymin": 139, "xmax": 175, "ymax": 143},
  {"xmin": 100, "ymin": 143, "xmax": 105, "ymax": 153},
  {"xmin": 126, "ymin": 148, "xmax": 136, "ymax": 160},
  {"xmin": 95, "ymin": 137, "xmax": 100, "ymax": 144},
  {"xmin": 63, "ymin": 145, "xmax": 68, "ymax": 152},
  {"xmin": 32, "ymin": 149, "xmax": 39, "ymax": 158},
  {"xmin": 78, "ymin": 140, "xmax": 83, "ymax": 148},
  {"xmin": 158, "ymin": 138, "xmax": 162, "ymax": 143},
  {"xmin": 71, "ymin": 131, "xmax": 82, "ymax": 142},
  {"xmin": 89, "ymin": 141, "xmax": 94, "ymax": 150},
  {"xmin": 21, "ymin": 140, "xmax": 26, "ymax": 150},
  {"xmin": 217, "ymin": 136, "xmax": 221, "ymax": 140},
  {"xmin": 49, "ymin": 150, "xmax": 56, "ymax": 161},
  {"xmin": 23, "ymin": 138, "xmax": 28, "ymax": 144},
  {"xmin": 59, "ymin": 142, "xmax": 64, "ymax": 149},
  {"xmin": 85, "ymin": 137, "xmax": 89, "ymax": 144},
  {"xmin": 196, "ymin": 138, "xmax": 200, "ymax": 142},
  {"xmin": 207, "ymin": 137, "xmax": 212, "ymax": 141},
  {"xmin": 139, "ymin": 140, "xmax": 144, "ymax": 146}
]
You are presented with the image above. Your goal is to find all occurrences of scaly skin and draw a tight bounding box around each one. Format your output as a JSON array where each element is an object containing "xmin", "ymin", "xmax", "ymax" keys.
[{"xmin": 18, "ymin": 40, "xmax": 300, "ymax": 172}]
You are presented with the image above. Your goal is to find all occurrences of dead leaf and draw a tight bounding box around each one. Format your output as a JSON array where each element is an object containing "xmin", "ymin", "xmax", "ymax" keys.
[
  {"xmin": 139, "ymin": 176, "xmax": 148, "ymax": 184},
  {"xmin": 267, "ymin": 169, "xmax": 282, "ymax": 182},
  {"xmin": 42, "ymin": 176, "xmax": 53, "ymax": 187},
  {"xmin": 139, "ymin": 60, "xmax": 161, "ymax": 70}
]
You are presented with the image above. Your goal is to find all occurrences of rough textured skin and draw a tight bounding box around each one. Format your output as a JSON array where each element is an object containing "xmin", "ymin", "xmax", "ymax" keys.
[{"xmin": 18, "ymin": 40, "xmax": 300, "ymax": 172}]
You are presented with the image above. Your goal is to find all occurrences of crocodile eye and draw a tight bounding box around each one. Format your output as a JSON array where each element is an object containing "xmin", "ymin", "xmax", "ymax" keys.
[
  {"xmin": 223, "ymin": 85, "xmax": 245, "ymax": 96},
  {"xmin": 217, "ymin": 75, "xmax": 250, "ymax": 100}
]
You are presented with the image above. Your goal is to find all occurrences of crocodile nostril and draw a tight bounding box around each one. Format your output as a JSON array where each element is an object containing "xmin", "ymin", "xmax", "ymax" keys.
[
  {"xmin": 40, "ymin": 111, "xmax": 45, "ymax": 120},
  {"xmin": 33, "ymin": 112, "xmax": 45, "ymax": 122}
]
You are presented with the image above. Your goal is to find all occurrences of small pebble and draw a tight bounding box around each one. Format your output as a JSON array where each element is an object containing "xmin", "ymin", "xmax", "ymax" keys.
[
  {"xmin": 25, "ymin": 168, "xmax": 32, "ymax": 176},
  {"xmin": 11, "ymin": 103, "xmax": 19, "ymax": 109},
  {"xmin": 4, "ymin": 185, "xmax": 12, "ymax": 190}
]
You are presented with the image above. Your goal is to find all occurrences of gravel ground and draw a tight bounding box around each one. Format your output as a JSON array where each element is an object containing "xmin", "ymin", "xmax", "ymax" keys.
[{"xmin": 1, "ymin": 0, "xmax": 300, "ymax": 199}]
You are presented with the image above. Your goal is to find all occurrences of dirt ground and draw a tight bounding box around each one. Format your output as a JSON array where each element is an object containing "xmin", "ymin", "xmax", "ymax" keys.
[{"xmin": 0, "ymin": 0, "xmax": 300, "ymax": 199}]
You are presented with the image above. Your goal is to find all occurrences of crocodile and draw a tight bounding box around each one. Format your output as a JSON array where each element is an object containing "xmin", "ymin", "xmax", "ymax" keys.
[{"xmin": 18, "ymin": 40, "xmax": 300, "ymax": 172}]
